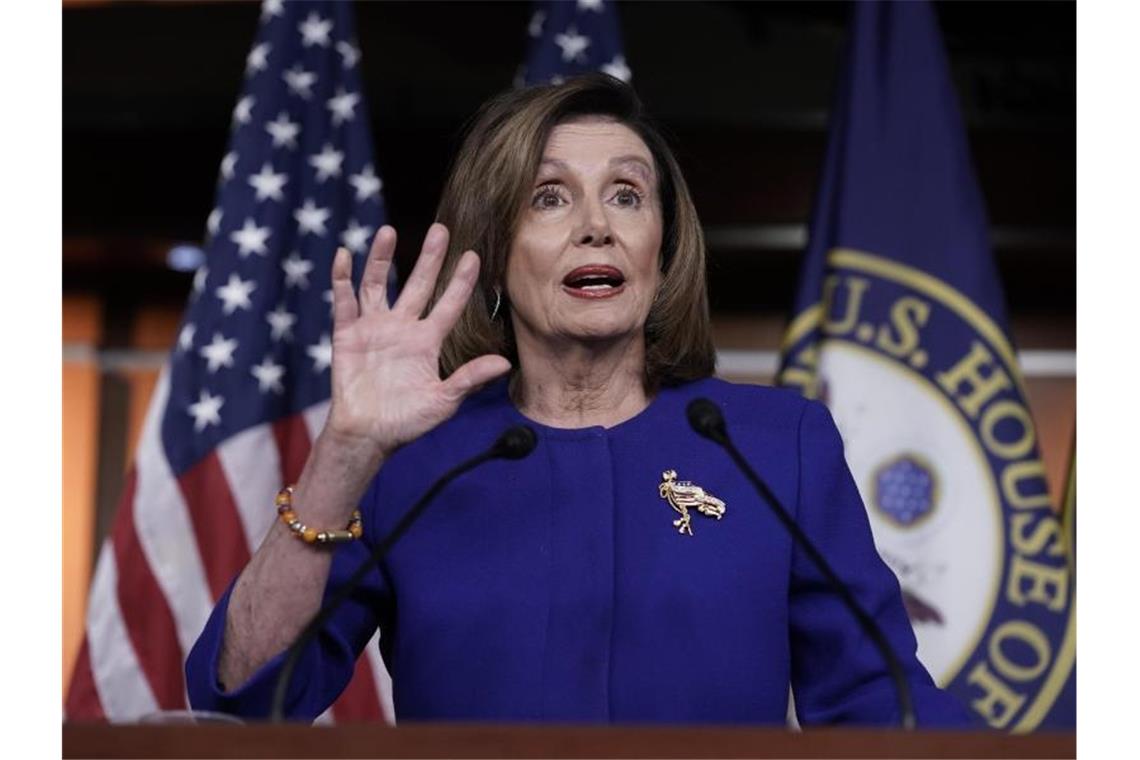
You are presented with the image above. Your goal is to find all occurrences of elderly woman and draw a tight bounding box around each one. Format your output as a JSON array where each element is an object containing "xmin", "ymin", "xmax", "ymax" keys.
[{"xmin": 186, "ymin": 74, "xmax": 969, "ymax": 726}]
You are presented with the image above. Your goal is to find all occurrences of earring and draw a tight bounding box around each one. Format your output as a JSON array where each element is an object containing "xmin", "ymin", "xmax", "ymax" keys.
[{"xmin": 490, "ymin": 288, "xmax": 502, "ymax": 320}]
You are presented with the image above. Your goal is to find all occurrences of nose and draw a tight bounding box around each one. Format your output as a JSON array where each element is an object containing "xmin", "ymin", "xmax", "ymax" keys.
[{"xmin": 575, "ymin": 197, "xmax": 613, "ymax": 247}]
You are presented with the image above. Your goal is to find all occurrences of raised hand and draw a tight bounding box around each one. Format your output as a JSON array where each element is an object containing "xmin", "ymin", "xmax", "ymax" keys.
[{"xmin": 324, "ymin": 223, "xmax": 511, "ymax": 457}]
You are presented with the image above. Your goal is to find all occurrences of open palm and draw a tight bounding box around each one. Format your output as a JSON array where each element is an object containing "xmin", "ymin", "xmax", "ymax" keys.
[{"xmin": 325, "ymin": 223, "xmax": 511, "ymax": 457}]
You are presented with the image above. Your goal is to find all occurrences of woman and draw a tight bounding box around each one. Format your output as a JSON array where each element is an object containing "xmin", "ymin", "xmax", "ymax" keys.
[{"xmin": 186, "ymin": 74, "xmax": 971, "ymax": 726}]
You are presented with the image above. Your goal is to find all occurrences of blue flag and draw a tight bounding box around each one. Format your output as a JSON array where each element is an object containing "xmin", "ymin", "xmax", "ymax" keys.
[
  {"xmin": 517, "ymin": 0, "xmax": 631, "ymax": 86},
  {"xmin": 778, "ymin": 1, "xmax": 1074, "ymax": 731}
]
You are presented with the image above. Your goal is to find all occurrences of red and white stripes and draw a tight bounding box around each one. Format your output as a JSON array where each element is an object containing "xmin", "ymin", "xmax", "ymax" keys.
[{"xmin": 66, "ymin": 372, "xmax": 390, "ymax": 723}]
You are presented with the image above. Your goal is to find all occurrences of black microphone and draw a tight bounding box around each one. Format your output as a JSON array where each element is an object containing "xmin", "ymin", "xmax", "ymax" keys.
[
  {"xmin": 686, "ymin": 398, "xmax": 917, "ymax": 730},
  {"xmin": 489, "ymin": 424, "xmax": 538, "ymax": 460},
  {"xmin": 269, "ymin": 425, "xmax": 538, "ymax": 722}
]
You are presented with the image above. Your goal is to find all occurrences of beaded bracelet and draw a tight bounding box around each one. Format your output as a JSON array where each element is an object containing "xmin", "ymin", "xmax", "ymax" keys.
[{"xmin": 275, "ymin": 485, "xmax": 363, "ymax": 545}]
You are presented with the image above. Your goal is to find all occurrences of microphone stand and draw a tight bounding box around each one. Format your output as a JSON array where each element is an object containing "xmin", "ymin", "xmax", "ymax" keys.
[
  {"xmin": 269, "ymin": 426, "xmax": 536, "ymax": 722},
  {"xmin": 687, "ymin": 399, "xmax": 916, "ymax": 730}
]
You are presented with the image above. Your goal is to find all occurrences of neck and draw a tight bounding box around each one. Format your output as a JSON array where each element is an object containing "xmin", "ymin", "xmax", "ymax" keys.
[{"xmin": 513, "ymin": 332, "xmax": 651, "ymax": 430}]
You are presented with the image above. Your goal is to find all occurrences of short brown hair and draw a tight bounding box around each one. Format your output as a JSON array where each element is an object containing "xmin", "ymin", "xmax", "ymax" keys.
[{"xmin": 432, "ymin": 73, "xmax": 716, "ymax": 391}]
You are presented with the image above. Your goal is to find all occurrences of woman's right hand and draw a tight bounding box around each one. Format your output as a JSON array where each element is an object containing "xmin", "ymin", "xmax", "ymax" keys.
[{"xmin": 324, "ymin": 223, "xmax": 511, "ymax": 459}]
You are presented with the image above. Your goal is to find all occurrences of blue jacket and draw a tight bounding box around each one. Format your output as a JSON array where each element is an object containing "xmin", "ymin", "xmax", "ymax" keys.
[{"xmin": 186, "ymin": 377, "xmax": 974, "ymax": 726}]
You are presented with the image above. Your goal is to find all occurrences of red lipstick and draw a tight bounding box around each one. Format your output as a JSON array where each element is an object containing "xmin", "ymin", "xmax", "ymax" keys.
[{"xmin": 561, "ymin": 265, "xmax": 626, "ymax": 299}]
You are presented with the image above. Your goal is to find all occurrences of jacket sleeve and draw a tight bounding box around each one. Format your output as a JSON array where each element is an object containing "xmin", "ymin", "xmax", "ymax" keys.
[
  {"xmin": 184, "ymin": 480, "xmax": 389, "ymax": 722},
  {"xmin": 788, "ymin": 400, "xmax": 977, "ymax": 728}
]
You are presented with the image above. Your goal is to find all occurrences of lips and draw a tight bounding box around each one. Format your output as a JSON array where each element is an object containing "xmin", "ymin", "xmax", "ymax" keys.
[{"xmin": 561, "ymin": 265, "xmax": 626, "ymax": 299}]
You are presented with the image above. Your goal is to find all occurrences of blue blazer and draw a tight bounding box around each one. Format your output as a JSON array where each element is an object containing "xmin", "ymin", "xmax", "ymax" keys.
[{"xmin": 186, "ymin": 377, "xmax": 974, "ymax": 726}]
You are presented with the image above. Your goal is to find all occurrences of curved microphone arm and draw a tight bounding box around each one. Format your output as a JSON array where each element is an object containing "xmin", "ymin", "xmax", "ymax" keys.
[
  {"xmin": 686, "ymin": 398, "xmax": 916, "ymax": 730},
  {"xmin": 269, "ymin": 425, "xmax": 537, "ymax": 722}
]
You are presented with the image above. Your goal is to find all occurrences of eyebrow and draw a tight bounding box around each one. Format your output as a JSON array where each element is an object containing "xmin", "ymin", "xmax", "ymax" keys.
[
  {"xmin": 610, "ymin": 155, "xmax": 654, "ymax": 182},
  {"xmin": 537, "ymin": 155, "xmax": 655, "ymax": 183}
]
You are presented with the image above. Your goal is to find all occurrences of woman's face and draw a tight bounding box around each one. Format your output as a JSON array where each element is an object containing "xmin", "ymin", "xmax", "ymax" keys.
[{"xmin": 505, "ymin": 116, "xmax": 664, "ymax": 352}]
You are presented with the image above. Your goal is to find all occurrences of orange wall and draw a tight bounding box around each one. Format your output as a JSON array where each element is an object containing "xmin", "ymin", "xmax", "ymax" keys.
[
  {"xmin": 1023, "ymin": 377, "xmax": 1076, "ymax": 514},
  {"xmin": 62, "ymin": 295, "xmax": 102, "ymax": 697}
]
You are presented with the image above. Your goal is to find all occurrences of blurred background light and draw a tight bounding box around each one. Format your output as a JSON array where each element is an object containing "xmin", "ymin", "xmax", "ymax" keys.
[{"xmin": 166, "ymin": 243, "xmax": 205, "ymax": 272}]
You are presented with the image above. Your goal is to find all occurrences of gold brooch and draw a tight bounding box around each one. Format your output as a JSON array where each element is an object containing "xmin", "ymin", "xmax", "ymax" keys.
[{"xmin": 658, "ymin": 469, "xmax": 726, "ymax": 536}]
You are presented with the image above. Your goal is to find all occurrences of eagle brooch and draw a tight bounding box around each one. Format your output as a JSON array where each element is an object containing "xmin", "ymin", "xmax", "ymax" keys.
[{"xmin": 658, "ymin": 469, "xmax": 726, "ymax": 536}]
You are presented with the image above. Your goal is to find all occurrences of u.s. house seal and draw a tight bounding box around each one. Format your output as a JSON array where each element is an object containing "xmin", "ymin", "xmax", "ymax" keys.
[{"xmin": 780, "ymin": 249, "xmax": 1074, "ymax": 732}]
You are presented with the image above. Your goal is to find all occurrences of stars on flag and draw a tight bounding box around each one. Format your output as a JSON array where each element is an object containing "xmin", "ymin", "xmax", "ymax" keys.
[
  {"xmin": 299, "ymin": 11, "xmax": 334, "ymax": 48},
  {"xmin": 166, "ymin": 0, "xmax": 392, "ymax": 454},
  {"xmin": 265, "ymin": 112, "xmax": 300, "ymax": 149},
  {"xmin": 555, "ymin": 26, "xmax": 591, "ymax": 63},
  {"xmin": 178, "ymin": 323, "xmax": 196, "ymax": 352},
  {"xmin": 193, "ymin": 266, "xmax": 209, "ymax": 295},
  {"xmin": 281, "ymin": 253, "xmax": 314, "ymax": 289},
  {"xmin": 266, "ymin": 304, "xmax": 297, "ymax": 342},
  {"xmin": 336, "ymin": 40, "xmax": 360, "ymax": 69},
  {"xmin": 215, "ymin": 273, "xmax": 257, "ymax": 315},
  {"xmin": 207, "ymin": 208, "xmax": 223, "ymax": 237},
  {"xmin": 340, "ymin": 219, "xmax": 373, "ymax": 254},
  {"xmin": 261, "ymin": 0, "xmax": 283, "ymax": 21},
  {"xmin": 220, "ymin": 151, "xmax": 239, "ymax": 182},
  {"xmin": 233, "ymin": 95, "xmax": 256, "ymax": 125},
  {"xmin": 308, "ymin": 143, "xmax": 344, "ymax": 182},
  {"xmin": 251, "ymin": 356, "xmax": 286, "ymax": 394},
  {"xmin": 248, "ymin": 163, "xmax": 288, "ymax": 202},
  {"xmin": 246, "ymin": 42, "xmax": 271, "ymax": 75},
  {"xmin": 230, "ymin": 217, "xmax": 272, "ymax": 257},
  {"xmin": 284, "ymin": 64, "xmax": 318, "ymax": 99},
  {"xmin": 307, "ymin": 334, "xmax": 333, "ymax": 373},
  {"xmin": 522, "ymin": 0, "xmax": 631, "ymax": 87},
  {"xmin": 294, "ymin": 199, "xmax": 331, "ymax": 236},
  {"xmin": 326, "ymin": 88, "xmax": 361, "ymax": 126},
  {"xmin": 187, "ymin": 389, "xmax": 225, "ymax": 432},
  {"xmin": 349, "ymin": 164, "xmax": 382, "ymax": 201},
  {"xmin": 199, "ymin": 333, "xmax": 239, "ymax": 373},
  {"xmin": 529, "ymin": 11, "xmax": 546, "ymax": 38},
  {"xmin": 601, "ymin": 54, "xmax": 631, "ymax": 82}
]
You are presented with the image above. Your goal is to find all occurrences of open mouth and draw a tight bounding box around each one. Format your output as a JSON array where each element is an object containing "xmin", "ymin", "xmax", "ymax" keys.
[{"xmin": 561, "ymin": 265, "xmax": 626, "ymax": 298}]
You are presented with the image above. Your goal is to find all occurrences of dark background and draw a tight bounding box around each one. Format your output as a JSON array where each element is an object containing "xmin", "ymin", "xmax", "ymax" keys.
[{"xmin": 63, "ymin": 0, "xmax": 1075, "ymax": 347}]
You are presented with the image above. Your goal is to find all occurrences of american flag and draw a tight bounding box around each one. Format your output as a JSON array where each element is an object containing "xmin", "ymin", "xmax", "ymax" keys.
[
  {"xmin": 517, "ymin": 0, "xmax": 632, "ymax": 87},
  {"xmin": 65, "ymin": 0, "xmax": 394, "ymax": 723}
]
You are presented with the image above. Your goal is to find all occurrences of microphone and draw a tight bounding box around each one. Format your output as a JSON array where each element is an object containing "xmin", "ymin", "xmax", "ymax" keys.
[
  {"xmin": 686, "ymin": 397, "xmax": 729, "ymax": 445},
  {"xmin": 269, "ymin": 424, "xmax": 538, "ymax": 722},
  {"xmin": 489, "ymin": 424, "xmax": 538, "ymax": 460},
  {"xmin": 686, "ymin": 398, "xmax": 917, "ymax": 730}
]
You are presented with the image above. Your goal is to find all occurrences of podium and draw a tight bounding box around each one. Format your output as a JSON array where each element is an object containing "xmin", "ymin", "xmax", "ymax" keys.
[{"xmin": 63, "ymin": 723, "xmax": 1075, "ymax": 758}]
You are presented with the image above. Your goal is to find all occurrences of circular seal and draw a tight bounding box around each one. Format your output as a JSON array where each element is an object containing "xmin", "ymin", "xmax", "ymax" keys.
[{"xmin": 780, "ymin": 249, "xmax": 1075, "ymax": 731}]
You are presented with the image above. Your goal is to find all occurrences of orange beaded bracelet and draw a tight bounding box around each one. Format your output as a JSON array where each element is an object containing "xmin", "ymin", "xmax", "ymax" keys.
[{"xmin": 275, "ymin": 485, "xmax": 363, "ymax": 545}]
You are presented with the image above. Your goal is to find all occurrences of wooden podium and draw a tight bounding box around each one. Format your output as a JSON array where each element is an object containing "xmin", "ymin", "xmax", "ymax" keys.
[{"xmin": 63, "ymin": 722, "xmax": 1075, "ymax": 758}]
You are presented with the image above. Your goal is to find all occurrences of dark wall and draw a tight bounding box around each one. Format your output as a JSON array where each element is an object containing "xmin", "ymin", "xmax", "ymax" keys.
[{"xmin": 63, "ymin": 0, "xmax": 1075, "ymax": 326}]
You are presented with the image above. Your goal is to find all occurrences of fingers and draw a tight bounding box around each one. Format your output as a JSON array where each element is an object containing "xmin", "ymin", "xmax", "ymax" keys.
[
  {"xmin": 441, "ymin": 354, "xmax": 512, "ymax": 403},
  {"xmin": 393, "ymin": 222, "xmax": 449, "ymax": 317},
  {"xmin": 330, "ymin": 247, "xmax": 359, "ymax": 329},
  {"xmin": 358, "ymin": 225, "xmax": 396, "ymax": 313},
  {"xmin": 426, "ymin": 250, "xmax": 480, "ymax": 335}
]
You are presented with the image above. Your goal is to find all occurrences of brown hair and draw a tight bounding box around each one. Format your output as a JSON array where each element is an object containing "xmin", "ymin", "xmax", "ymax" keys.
[{"xmin": 432, "ymin": 72, "xmax": 716, "ymax": 391}]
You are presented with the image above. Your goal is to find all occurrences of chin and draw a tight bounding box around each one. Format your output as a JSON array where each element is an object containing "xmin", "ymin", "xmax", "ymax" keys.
[{"xmin": 562, "ymin": 314, "xmax": 642, "ymax": 344}]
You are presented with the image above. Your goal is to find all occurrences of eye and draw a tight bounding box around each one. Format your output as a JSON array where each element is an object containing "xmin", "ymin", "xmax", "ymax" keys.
[
  {"xmin": 531, "ymin": 183, "xmax": 566, "ymax": 210},
  {"xmin": 611, "ymin": 183, "xmax": 643, "ymax": 209}
]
